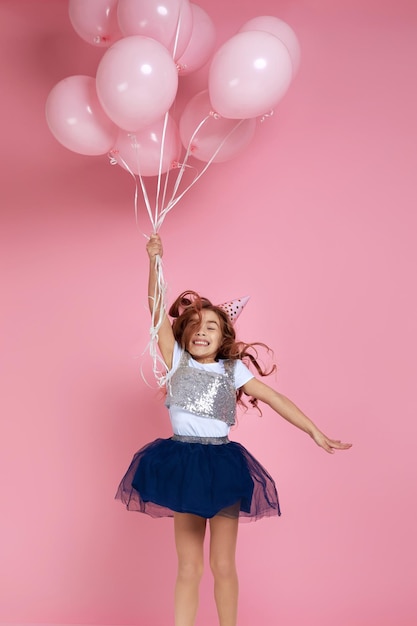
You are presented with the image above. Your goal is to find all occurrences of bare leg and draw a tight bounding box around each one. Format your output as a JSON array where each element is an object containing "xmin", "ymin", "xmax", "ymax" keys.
[
  {"xmin": 174, "ymin": 512, "xmax": 207, "ymax": 626},
  {"xmin": 209, "ymin": 514, "xmax": 239, "ymax": 626}
]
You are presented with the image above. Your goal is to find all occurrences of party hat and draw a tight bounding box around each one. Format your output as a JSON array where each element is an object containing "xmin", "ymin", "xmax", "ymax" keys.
[{"xmin": 217, "ymin": 296, "xmax": 250, "ymax": 322}]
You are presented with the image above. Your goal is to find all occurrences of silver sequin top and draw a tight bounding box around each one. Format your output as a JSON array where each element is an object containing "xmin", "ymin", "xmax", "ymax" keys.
[{"xmin": 165, "ymin": 349, "xmax": 237, "ymax": 426}]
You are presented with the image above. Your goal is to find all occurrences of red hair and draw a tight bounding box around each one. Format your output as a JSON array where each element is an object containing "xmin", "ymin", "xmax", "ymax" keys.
[{"xmin": 169, "ymin": 291, "xmax": 276, "ymax": 412}]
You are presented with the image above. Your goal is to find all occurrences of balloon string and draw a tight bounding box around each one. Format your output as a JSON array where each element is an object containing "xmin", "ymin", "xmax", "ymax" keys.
[
  {"xmin": 156, "ymin": 118, "xmax": 246, "ymax": 227},
  {"xmin": 154, "ymin": 114, "xmax": 211, "ymax": 229},
  {"xmin": 171, "ymin": 1, "xmax": 184, "ymax": 60},
  {"xmin": 145, "ymin": 112, "xmax": 171, "ymax": 383},
  {"xmin": 160, "ymin": 154, "xmax": 172, "ymax": 219},
  {"xmin": 112, "ymin": 113, "xmax": 246, "ymax": 384},
  {"xmin": 112, "ymin": 115, "xmax": 244, "ymax": 233},
  {"xmin": 128, "ymin": 112, "xmax": 171, "ymax": 232},
  {"xmin": 109, "ymin": 150, "xmax": 150, "ymax": 231},
  {"xmin": 125, "ymin": 135, "xmax": 162, "ymax": 232},
  {"xmin": 108, "ymin": 150, "xmax": 166, "ymax": 386},
  {"xmin": 167, "ymin": 114, "xmax": 211, "ymax": 205},
  {"xmin": 154, "ymin": 111, "xmax": 170, "ymax": 226},
  {"xmin": 147, "ymin": 119, "xmax": 246, "ymax": 382}
]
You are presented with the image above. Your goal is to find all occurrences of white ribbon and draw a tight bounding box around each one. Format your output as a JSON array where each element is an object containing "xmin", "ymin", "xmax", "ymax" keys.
[{"xmin": 109, "ymin": 70, "xmax": 248, "ymax": 385}]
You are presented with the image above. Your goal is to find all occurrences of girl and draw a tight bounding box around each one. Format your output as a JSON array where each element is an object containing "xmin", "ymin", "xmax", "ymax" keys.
[{"xmin": 116, "ymin": 234, "xmax": 352, "ymax": 626}]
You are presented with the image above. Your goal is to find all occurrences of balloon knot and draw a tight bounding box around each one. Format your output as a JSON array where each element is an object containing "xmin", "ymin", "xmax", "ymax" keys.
[
  {"xmin": 260, "ymin": 110, "xmax": 274, "ymax": 123},
  {"xmin": 128, "ymin": 133, "xmax": 138, "ymax": 147},
  {"xmin": 108, "ymin": 150, "xmax": 118, "ymax": 165},
  {"xmin": 94, "ymin": 34, "xmax": 110, "ymax": 44},
  {"xmin": 209, "ymin": 110, "xmax": 221, "ymax": 120}
]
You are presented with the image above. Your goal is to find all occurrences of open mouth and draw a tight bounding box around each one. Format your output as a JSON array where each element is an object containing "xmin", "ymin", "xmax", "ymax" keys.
[{"xmin": 192, "ymin": 340, "xmax": 209, "ymax": 346}]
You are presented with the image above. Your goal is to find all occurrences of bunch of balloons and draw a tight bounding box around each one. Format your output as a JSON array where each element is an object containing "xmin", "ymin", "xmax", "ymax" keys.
[{"xmin": 46, "ymin": 0, "xmax": 300, "ymax": 209}]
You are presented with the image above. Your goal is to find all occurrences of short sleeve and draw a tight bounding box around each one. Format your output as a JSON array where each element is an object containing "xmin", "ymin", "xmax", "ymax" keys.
[
  {"xmin": 233, "ymin": 359, "xmax": 254, "ymax": 389},
  {"xmin": 170, "ymin": 342, "xmax": 183, "ymax": 372}
]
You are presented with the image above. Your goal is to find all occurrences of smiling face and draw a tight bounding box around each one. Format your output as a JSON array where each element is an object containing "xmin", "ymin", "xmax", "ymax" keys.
[{"xmin": 186, "ymin": 309, "xmax": 223, "ymax": 363}]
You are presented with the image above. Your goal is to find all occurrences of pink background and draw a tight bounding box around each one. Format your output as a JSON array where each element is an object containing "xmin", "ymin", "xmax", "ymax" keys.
[{"xmin": 1, "ymin": 1, "xmax": 417, "ymax": 625}]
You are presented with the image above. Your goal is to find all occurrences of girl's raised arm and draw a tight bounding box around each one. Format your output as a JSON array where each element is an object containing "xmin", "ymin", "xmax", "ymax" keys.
[{"xmin": 147, "ymin": 234, "xmax": 175, "ymax": 370}]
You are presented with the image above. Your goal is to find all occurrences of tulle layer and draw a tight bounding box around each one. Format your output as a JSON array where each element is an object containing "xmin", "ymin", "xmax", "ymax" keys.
[{"xmin": 115, "ymin": 437, "xmax": 280, "ymax": 521}]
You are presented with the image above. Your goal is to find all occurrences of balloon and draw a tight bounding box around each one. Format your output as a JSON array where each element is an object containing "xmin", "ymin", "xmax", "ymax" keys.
[
  {"xmin": 117, "ymin": 0, "xmax": 193, "ymax": 59},
  {"xmin": 45, "ymin": 75, "xmax": 118, "ymax": 156},
  {"xmin": 176, "ymin": 4, "xmax": 216, "ymax": 76},
  {"xmin": 179, "ymin": 90, "xmax": 256, "ymax": 163},
  {"xmin": 208, "ymin": 31, "xmax": 293, "ymax": 119},
  {"xmin": 239, "ymin": 16, "xmax": 301, "ymax": 75},
  {"xmin": 96, "ymin": 36, "xmax": 179, "ymax": 131},
  {"xmin": 68, "ymin": 0, "xmax": 122, "ymax": 47},
  {"xmin": 110, "ymin": 115, "xmax": 182, "ymax": 177}
]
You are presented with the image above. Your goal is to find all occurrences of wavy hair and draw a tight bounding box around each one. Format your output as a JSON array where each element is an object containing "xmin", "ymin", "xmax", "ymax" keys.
[{"xmin": 168, "ymin": 291, "xmax": 276, "ymax": 412}]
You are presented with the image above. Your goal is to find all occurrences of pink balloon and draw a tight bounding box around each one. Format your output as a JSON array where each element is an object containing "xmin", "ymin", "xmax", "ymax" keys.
[
  {"xmin": 117, "ymin": 0, "xmax": 193, "ymax": 59},
  {"xmin": 177, "ymin": 4, "xmax": 216, "ymax": 76},
  {"xmin": 179, "ymin": 90, "xmax": 256, "ymax": 163},
  {"xmin": 68, "ymin": 0, "xmax": 122, "ymax": 47},
  {"xmin": 208, "ymin": 31, "xmax": 293, "ymax": 119},
  {"xmin": 110, "ymin": 115, "xmax": 182, "ymax": 177},
  {"xmin": 96, "ymin": 36, "xmax": 179, "ymax": 131},
  {"xmin": 45, "ymin": 75, "xmax": 118, "ymax": 156},
  {"xmin": 239, "ymin": 16, "xmax": 301, "ymax": 75}
]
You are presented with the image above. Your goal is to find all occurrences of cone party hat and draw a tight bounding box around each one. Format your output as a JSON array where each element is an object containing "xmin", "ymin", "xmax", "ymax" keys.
[{"xmin": 217, "ymin": 296, "xmax": 250, "ymax": 322}]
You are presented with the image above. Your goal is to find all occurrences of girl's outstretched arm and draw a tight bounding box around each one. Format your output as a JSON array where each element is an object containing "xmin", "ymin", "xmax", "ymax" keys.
[
  {"xmin": 147, "ymin": 234, "xmax": 175, "ymax": 369},
  {"xmin": 242, "ymin": 378, "xmax": 352, "ymax": 454}
]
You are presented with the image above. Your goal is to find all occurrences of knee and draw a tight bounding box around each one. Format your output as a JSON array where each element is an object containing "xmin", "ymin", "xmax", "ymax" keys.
[
  {"xmin": 210, "ymin": 556, "xmax": 237, "ymax": 581},
  {"xmin": 177, "ymin": 559, "xmax": 204, "ymax": 584}
]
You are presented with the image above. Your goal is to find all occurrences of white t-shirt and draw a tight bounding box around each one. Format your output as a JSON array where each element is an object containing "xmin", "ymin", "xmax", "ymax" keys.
[{"xmin": 166, "ymin": 342, "xmax": 254, "ymax": 437}]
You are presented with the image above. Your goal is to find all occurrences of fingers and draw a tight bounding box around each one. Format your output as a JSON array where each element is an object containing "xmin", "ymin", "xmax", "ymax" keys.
[
  {"xmin": 329, "ymin": 439, "xmax": 353, "ymax": 450},
  {"xmin": 322, "ymin": 441, "xmax": 336, "ymax": 454},
  {"xmin": 324, "ymin": 438, "xmax": 353, "ymax": 453},
  {"xmin": 315, "ymin": 433, "xmax": 352, "ymax": 454},
  {"xmin": 146, "ymin": 233, "xmax": 163, "ymax": 258}
]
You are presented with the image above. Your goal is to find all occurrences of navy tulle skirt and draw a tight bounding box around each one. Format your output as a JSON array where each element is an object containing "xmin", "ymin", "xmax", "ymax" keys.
[{"xmin": 115, "ymin": 435, "xmax": 281, "ymax": 521}]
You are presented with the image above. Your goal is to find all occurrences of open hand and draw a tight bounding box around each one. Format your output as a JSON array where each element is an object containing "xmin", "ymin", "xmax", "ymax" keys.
[{"xmin": 312, "ymin": 431, "xmax": 352, "ymax": 454}]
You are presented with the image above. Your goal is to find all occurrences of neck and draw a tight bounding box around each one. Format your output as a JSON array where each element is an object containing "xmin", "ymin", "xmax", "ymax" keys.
[{"xmin": 187, "ymin": 351, "xmax": 218, "ymax": 364}]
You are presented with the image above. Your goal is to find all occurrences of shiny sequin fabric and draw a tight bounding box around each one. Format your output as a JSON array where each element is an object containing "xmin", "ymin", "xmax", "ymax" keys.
[
  {"xmin": 165, "ymin": 350, "xmax": 237, "ymax": 426},
  {"xmin": 172, "ymin": 434, "xmax": 230, "ymax": 445}
]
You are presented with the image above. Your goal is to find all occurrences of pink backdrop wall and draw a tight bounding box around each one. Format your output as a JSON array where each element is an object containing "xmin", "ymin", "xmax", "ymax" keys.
[{"xmin": 1, "ymin": 1, "xmax": 417, "ymax": 625}]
